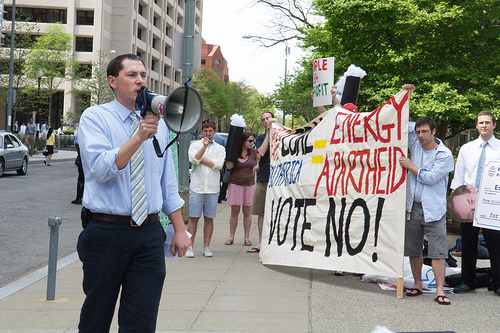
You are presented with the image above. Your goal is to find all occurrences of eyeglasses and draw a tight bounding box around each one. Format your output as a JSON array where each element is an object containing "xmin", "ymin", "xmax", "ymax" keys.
[
  {"xmin": 246, "ymin": 139, "xmax": 254, "ymax": 143},
  {"xmin": 202, "ymin": 119, "xmax": 215, "ymax": 124}
]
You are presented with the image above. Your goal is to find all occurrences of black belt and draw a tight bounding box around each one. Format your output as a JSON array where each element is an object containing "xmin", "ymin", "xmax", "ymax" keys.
[{"xmin": 89, "ymin": 212, "xmax": 159, "ymax": 226}]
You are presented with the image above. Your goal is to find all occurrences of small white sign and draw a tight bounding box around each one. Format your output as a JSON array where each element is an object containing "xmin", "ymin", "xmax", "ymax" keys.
[
  {"xmin": 312, "ymin": 57, "xmax": 335, "ymax": 107},
  {"xmin": 474, "ymin": 160, "xmax": 500, "ymax": 231}
]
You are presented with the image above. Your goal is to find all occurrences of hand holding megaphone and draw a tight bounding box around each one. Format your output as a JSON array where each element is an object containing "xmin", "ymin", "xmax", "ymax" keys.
[{"xmin": 134, "ymin": 84, "xmax": 204, "ymax": 158}]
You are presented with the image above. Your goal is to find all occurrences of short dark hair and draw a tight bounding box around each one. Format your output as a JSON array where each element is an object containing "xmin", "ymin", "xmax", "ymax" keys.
[
  {"xmin": 447, "ymin": 185, "xmax": 472, "ymax": 222},
  {"xmin": 476, "ymin": 110, "xmax": 496, "ymax": 125},
  {"xmin": 415, "ymin": 116, "xmax": 436, "ymax": 132},
  {"xmin": 261, "ymin": 111, "xmax": 274, "ymax": 119},
  {"xmin": 107, "ymin": 54, "xmax": 144, "ymax": 78},
  {"xmin": 201, "ymin": 119, "xmax": 216, "ymax": 131}
]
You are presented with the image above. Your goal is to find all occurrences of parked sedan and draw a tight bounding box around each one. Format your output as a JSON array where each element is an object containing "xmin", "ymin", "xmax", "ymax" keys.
[{"xmin": 0, "ymin": 131, "xmax": 29, "ymax": 177}]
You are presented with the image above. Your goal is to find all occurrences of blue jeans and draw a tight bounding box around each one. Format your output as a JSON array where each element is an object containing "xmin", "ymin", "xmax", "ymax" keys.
[{"xmin": 77, "ymin": 220, "xmax": 166, "ymax": 333}]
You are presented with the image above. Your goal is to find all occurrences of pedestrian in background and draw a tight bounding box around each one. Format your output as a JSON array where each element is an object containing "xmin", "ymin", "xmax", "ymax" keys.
[
  {"xmin": 44, "ymin": 127, "xmax": 55, "ymax": 166},
  {"xmin": 24, "ymin": 118, "xmax": 37, "ymax": 156},
  {"xmin": 225, "ymin": 131, "xmax": 260, "ymax": 246}
]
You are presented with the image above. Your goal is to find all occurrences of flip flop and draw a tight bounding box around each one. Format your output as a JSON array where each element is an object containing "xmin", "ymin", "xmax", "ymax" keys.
[
  {"xmin": 247, "ymin": 247, "xmax": 260, "ymax": 253},
  {"xmin": 244, "ymin": 240, "xmax": 252, "ymax": 246},
  {"xmin": 225, "ymin": 239, "xmax": 234, "ymax": 245},
  {"xmin": 405, "ymin": 288, "xmax": 423, "ymax": 297},
  {"xmin": 434, "ymin": 295, "xmax": 451, "ymax": 305}
]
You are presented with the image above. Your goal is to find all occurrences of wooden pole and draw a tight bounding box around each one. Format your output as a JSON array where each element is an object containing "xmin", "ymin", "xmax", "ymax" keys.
[{"xmin": 397, "ymin": 277, "xmax": 404, "ymax": 298}]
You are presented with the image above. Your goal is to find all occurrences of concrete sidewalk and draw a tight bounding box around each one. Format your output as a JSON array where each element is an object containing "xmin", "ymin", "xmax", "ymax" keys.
[
  {"xmin": 1, "ymin": 149, "xmax": 499, "ymax": 332},
  {"xmin": 1, "ymin": 200, "xmax": 499, "ymax": 332},
  {"xmin": 29, "ymin": 148, "xmax": 78, "ymax": 166}
]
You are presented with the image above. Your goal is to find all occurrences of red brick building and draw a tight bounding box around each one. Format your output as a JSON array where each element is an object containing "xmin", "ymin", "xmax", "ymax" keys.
[{"xmin": 201, "ymin": 38, "xmax": 229, "ymax": 84}]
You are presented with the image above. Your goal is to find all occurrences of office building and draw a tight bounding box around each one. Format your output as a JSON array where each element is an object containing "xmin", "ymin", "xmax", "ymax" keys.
[{"xmin": 0, "ymin": 0, "xmax": 203, "ymax": 129}]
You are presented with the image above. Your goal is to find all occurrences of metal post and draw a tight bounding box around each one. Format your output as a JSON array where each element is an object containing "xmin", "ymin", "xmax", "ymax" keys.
[
  {"xmin": 178, "ymin": 0, "xmax": 196, "ymax": 222},
  {"xmin": 282, "ymin": 44, "xmax": 289, "ymax": 125},
  {"xmin": 5, "ymin": 0, "xmax": 15, "ymax": 132},
  {"xmin": 46, "ymin": 216, "xmax": 62, "ymax": 301}
]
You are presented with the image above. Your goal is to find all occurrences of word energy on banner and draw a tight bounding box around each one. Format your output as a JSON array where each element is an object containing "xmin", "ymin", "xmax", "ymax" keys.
[
  {"xmin": 261, "ymin": 89, "xmax": 410, "ymax": 278},
  {"xmin": 313, "ymin": 57, "xmax": 335, "ymax": 108}
]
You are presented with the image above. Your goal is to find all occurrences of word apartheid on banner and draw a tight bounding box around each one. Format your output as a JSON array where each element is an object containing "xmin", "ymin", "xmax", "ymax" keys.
[{"xmin": 260, "ymin": 89, "xmax": 410, "ymax": 278}]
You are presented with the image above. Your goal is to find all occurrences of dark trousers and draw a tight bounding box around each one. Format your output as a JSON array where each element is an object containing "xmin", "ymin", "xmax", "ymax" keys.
[
  {"xmin": 77, "ymin": 220, "xmax": 166, "ymax": 333},
  {"xmin": 76, "ymin": 157, "xmax": 84, "ymax": 199},
  {"xmin": 461, "ymin": 222, "xmax": 500, "ymax": 290}
]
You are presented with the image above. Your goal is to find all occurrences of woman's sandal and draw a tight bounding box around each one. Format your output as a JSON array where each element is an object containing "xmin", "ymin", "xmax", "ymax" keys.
[
  {"xmin": 244, "ymin": 240, "xmax": 252, "ymax": 246},
  {"xmin": 225, "ymin": 239, "xmax": 234, "ymax": 245}
]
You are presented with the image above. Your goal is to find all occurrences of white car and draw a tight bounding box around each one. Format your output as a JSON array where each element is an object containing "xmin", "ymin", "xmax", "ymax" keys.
[{"xmin": 0, "ymin": 131, "xmax": 29, "ymax": 177}]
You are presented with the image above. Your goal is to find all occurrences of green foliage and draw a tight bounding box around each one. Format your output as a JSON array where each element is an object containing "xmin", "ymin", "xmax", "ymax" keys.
[
  {"xmin": 193, "ymin": 67, "xmax": 274, "ymax": 134},
  {"xmin": 271, "ymin": 57, "xmax": 321, "ymax": 122},
  {"xmin": 279, "ymin": 0, "xmax": 500, "ymax": 139},
  {"xmin": 22, "ymin": 24, "xmax": 74, "ymax": 123},
  {"xmin": 70, "ymin": 50, "xmax": 114, "ymax": 112},
  {"xmin": 57, "ymin": 135, "xmax": 75, "ymax": 148},
  {"xmin": 0, "ymin": 21, "xmax": 41, "ymax": 124}
]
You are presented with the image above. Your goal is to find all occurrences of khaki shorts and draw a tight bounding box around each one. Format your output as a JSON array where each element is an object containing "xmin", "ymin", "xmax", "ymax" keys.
[
  {"xmin": 404, "ymin": 202, "xmax": 448, "ymax": 259},
  {"xmin": 251, "ymin": 181, "xmax": 268, "ymax": 215}
]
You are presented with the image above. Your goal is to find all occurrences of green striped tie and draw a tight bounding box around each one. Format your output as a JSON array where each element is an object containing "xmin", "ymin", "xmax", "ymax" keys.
[{"xmin": 130, "ymin": 112, "xmax": 147, "ymax": 225}]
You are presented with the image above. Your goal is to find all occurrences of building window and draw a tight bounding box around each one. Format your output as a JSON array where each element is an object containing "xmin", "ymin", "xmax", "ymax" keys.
[
  {"xmin": 75, "ymin": 37, "xmax": 93, "ymax": 52},
  {"xmin": 215, "ymin": 59, "xmax": 220, "ymax": 66},
  {"xmin": 74, "ymin": 63, "xmax": 92, "ymax": 79},
  {"xmin": 4, "ymin": 6, "xmax": 67, "ymax": 23},
  {"xmin": 76, "ymin": 10, "xmax": 94, "ymax": 25},
  {"xmin": 201, "ymin": 59, "xmax": 206, "ymax": 65},
  {"xmin": 137, "ymin": 27, "xmax": 143, "ymax": 40},
  {"xmin": 138, "ymin": 4, "xmax": 143, "ymax": 16},
  {"xmin": 151, "ymin": 59, "xmax": 156, "ymax": 72}
]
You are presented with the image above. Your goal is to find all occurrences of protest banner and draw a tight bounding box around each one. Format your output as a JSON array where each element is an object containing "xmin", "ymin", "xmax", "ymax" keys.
[
  {"xmin": 260, "ymin": 89, "xmax": 410, "ymax": 278},
  {"xmin": 312, "ymin": 57, "xmax": 335, "ymax": 107},
  {"xmin": 474, "ymin": 160, "xmax": 500, "ymax": 232}
]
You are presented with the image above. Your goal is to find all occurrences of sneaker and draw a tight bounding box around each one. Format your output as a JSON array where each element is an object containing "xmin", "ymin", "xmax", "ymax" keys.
[
  {"xmin": 453, "ymin": 282, "xmax": 475, "ymax": 293},
  {"xmin": 203, "ymin": 247, "xmax": 213, "ymax": 257},
  {"xmin": 185, "ymin": 246, "xmax": 195, "ymax": 258}
]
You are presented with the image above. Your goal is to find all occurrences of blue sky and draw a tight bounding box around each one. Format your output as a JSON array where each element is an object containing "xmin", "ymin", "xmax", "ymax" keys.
[{"xmin": 201, "ymin": 0, "xmax": 305, "ymax": 95}]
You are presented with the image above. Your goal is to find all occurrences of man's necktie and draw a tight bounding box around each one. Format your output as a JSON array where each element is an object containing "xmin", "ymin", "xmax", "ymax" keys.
[
  {"xmin": 475, "ymin": 141, "xmax": 488, "ymax": 188},
  {"xmin": 129, "ymin": 112, "xmax": 148, "ymax": 225}
]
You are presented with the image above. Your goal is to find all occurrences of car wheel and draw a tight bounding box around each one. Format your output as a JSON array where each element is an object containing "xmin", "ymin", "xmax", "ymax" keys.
[
  {"xmin": 17, "ymin": 157, "xmax": 28, "ymax": 175},
  {"xmin": 0, "ymin": 158, "xmax": 4, "ymax": 178}
]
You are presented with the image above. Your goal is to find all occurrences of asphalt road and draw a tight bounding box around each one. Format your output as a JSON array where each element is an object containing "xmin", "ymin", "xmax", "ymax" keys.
[{"xmin": 0, "ymin": 160, "xmax": 83, "ymax": 287}]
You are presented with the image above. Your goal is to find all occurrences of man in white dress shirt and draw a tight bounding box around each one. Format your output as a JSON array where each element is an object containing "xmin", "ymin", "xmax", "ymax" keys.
[
  {"xmin": 185, "ymin": 119, "xmax": 226, "ymax": 258},
  {"xmin": 450, "ymin": 110, "xmax": 500, "ymax": 296}
]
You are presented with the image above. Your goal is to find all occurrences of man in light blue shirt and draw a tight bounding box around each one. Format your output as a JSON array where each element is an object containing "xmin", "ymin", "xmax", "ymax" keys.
[
  {"xmin": 399, "ymin": 85, "xmax": 454, "ymax": 305},
  {"xmin": 77, "ymin": 54, "xmax": 190, "ymax": 332}
]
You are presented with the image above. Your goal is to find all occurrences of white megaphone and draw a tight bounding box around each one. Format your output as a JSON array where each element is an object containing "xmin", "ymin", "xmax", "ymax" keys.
[{"xmin": 135, "ymin": 85, "xmax": 203, "ymax": 134}]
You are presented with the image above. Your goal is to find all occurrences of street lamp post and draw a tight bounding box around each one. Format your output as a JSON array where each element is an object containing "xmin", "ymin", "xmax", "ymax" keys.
[
  {"xmin": 36, "ymin": 69, "xmax": 43, "ymax": 121},
  {"xmin": 242, "ymin": 35, "xmax": 290, "ymax": 125},
  {"xmin": 283, "ymin": 43, "xmax": 290, "ymax": 125}
]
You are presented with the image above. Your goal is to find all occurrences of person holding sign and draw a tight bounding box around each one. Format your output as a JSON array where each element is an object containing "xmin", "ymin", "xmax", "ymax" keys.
[
  {"xmin": 312, "ymin": 85, "xmax": 358, "ymax": 114},
  {"xmin": 447, "ymin": 185, "xmax": 500, "ymax": 297},
  {"xmin": 450, "ymin": 110, "xmax": 500, "ymax": 295},
  {"xmin": 249, "ymin": 112, "xmax": 277, "ymax": 253},
  {"xmin": 399, "ymin": 85, "xmax": 454, "ymax": 305}
]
